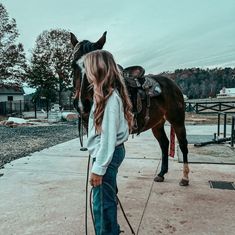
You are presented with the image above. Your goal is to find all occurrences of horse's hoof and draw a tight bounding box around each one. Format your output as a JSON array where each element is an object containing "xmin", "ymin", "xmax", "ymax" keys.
[
  {"xmin": 154, "ymin": 175, "xmax": 164, "ymax": 182},
  {"xmin": 179, "ymin": 178, "xmax": 189, "ymax": 186}
]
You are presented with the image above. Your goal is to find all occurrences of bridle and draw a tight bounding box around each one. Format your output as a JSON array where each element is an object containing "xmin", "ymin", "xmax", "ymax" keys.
[
  {"xmin": 71, "ymin": 33, "xmax": 107, "ymax": 146},
  {"xmin": 71, "ymin": 43, "xmax": 88, "ymax": 148}
]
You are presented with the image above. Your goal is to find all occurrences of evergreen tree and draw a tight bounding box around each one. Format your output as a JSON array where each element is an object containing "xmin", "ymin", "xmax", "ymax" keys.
[{"xmin": 174, "ymin": 67, "xmax": 235, "ymax": 99}]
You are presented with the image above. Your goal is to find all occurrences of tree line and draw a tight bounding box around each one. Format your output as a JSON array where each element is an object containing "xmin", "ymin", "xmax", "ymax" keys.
[
  {"xmin": 1, "ymin": 3, "xmax": 235, "ymax": 106},
  {"xmin": 161, "ymin": 68, "xmax": 235, "ymax": 99}
]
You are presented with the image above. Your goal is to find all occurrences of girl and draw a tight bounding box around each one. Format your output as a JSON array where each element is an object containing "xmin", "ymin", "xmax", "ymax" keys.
[{"xmin": 84, "ymin": 50, "xmax": 133, "ymax": 235}]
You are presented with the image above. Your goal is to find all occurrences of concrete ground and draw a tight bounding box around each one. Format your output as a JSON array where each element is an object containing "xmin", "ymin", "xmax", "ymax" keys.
[{"xmin": 0, "ymin": 125, "xmax": 234, "ymax": 235}]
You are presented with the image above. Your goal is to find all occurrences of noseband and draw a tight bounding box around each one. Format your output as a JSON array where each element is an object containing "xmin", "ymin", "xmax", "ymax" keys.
[{"xmin": 72, "ymin": 62, "xmax": 82, "ymax": 114}]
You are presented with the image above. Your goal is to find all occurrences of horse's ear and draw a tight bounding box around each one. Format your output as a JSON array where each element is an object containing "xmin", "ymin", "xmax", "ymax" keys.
[
  {"xmin": 70, "ymin": 32, "xmax": 79, "ymax": 47},
  {"xmin": 95, "ymin": 31, "xmax": 107, "ymax": 49}
]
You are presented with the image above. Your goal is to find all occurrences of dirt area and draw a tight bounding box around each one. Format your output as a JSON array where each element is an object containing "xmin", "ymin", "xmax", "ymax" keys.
[
  {"xmin": 189, "ymin": 144, "xmax": 235, "ymax": 157},
  {"xmin": 185, "ymin": 112, "xmax": 234, "ymax": 124},
  {"xmin": 0, "ymin": 123, "xmax": 79, "ymax": 168}
]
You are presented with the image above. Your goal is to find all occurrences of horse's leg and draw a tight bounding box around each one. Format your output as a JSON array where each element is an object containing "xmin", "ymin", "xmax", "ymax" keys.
[
  {"xmin": 172, "ymin": 124, "xmax": 189, "ymax": 186},
  {"xmin": 152, "ymin": 122, "xmax": 169, "ymax": 182}
]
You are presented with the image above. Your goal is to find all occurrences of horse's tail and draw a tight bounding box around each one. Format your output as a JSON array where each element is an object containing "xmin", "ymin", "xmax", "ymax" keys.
[{"xmin": 169, "ymin": 126, "xmax": 175, "ymax": 158}]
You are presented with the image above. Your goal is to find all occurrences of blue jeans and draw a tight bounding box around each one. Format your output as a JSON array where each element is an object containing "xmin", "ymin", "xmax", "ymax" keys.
[{"xmin": 92, "ymin": 144, "xmax": 125, "ymax": 235}]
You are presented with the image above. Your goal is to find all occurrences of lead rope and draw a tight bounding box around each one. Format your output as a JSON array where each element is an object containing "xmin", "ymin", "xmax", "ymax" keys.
[
  {"xmin": 85, "ymin": 155, "xmax": 161, "ymax": 234},
  {"xmin": 78, "ymin": 114, "xmax": 88, "ymax": 235},
  {"xmin": 85, "ymin": 154, "xmax": 91, "ymax": 235},
  {"xmin": 89, "ymin": 182, "xmax": 136, "ymax": 235},
  {"xmin": 78, "ymin": 116, "xmax": 83, "ymax": 147},
  {"xmin": 85, "ymin": 153, "xmax": 136, "ymax": 235},
  {"xmin": 136, "ymin": 160, "xmax": 161, "ymax": 235},
  {"xmin": 83, "ymin": 132, "xmax": 160, "ymax": 234}
]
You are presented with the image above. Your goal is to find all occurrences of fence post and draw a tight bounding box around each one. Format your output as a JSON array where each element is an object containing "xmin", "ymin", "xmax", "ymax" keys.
[
  {"xmin": 223, "ymin": 113, "xmax": 227, "ymax": 138},
  {"xmin": 217, "ymin": 112, "xmax": 227, "ymax": 138},
  {"xmin": 20, "ymin": 100, "xmax": 22, "ymax": 116},
  {"xmin": 217, "ymin": 112, "xmax": 221, "ymax": 137},
  {"xmin": 195, "ymin": 103, "xmax": 198, "ymax": 114},
  {"xmin": 69, "ymin": 96, "xmax": 72, "ymax": 111},
  {"xmin": 34, "ymin": 101, "xmax": 37, "ymax": 119},
  {"xmin": 9, "ymin": 101, "xmax": 12, "ymax": 115},
  {"xmin": 231, "ymin": 116, "xmax": 235, "ymax": 148}
]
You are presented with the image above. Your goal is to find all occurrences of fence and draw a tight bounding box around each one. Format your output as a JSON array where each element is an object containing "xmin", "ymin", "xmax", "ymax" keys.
[
  {"xmin": 185, "ymin": 100, "xmax": 235, "ymax": 114},
  {"xmin": 220, "ymin": 113, "xmax": 235, "ymax": 148},
  {"xmin": 0, "ymin": 99, "xmax": 74, "ymax": 118},
  {"xmin": 0, "ymin": 100, "xmax": 34, "ymax": 117},
  {"xmin": 194, "ymin": 112, "xmax": 235, "ymax": 148}
]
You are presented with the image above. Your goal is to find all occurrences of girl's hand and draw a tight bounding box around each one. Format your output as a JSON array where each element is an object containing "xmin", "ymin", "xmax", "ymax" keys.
[{"xmin": 90, "ymin": 173, "xmax": 103, "ymax": 187}]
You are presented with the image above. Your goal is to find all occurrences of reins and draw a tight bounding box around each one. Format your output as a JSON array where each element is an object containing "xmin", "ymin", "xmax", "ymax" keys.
[{"xmin": 75, "ymin": 72, "xmax": 90, "ymax": 234}]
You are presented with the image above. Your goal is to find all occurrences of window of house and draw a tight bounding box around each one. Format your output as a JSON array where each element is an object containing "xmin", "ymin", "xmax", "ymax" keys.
[{"xmin": 8, "ymin": 96, "xmax": 13, "ymax": 101}]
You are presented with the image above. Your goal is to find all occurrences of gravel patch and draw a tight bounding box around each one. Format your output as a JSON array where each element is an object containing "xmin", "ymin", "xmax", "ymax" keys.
[{"xmin": 0, "ymin": 123, "xmax": 79, "ymax": 168}]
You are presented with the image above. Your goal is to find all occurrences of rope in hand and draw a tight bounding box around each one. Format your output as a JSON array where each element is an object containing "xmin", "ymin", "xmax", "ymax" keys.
[
  {"xmin": 85, "ymin": 151, "xmax": 135, "ymax": 235},
  {"xmin": 89, "ymin": 182, "xmax": 136, "ymax": 235}
]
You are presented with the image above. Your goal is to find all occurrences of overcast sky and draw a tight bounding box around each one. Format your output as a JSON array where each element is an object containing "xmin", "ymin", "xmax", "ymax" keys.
[{"xmin": 2, "ymin": 0, "xmax": 235, "ymax": 74}]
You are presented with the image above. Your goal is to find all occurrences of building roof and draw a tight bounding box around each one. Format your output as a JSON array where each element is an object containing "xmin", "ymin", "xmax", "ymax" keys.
[{"xmin": 0, "ymin": 83, "xmax": 25, "ymax": 95}]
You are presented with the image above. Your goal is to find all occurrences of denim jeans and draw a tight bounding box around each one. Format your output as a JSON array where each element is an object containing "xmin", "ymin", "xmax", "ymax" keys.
[{"xmin": 92, "ymin": 144, "xmax": 125, "ymax": 235}]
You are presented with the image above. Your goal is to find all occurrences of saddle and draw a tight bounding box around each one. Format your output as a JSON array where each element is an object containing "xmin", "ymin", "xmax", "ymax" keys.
[
  {"xmin": 120, "ymin": 65, "xmax": 162, "ymax": 110},
  {"xmin": 122, "ymin": 66, "xmax": 145, "ymax": 88},
  {"xmin": 119, "ymin": 65, "xmax": 162, "ymax": 133}
]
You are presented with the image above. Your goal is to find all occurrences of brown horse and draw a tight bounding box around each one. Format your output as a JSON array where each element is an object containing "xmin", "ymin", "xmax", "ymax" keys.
[{"xmin": 70, "ymin": 32, "xmax": 190, "ymax": 186}]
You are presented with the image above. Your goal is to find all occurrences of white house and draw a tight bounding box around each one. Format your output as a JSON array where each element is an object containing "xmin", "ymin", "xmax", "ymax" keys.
[
  {"xmin": 0, "ymin": 84, "xmax": 25, "ymax": 115},
  {"xmin": 217, "ymin": 87, "xmax": 235, "ymax": 98},
  {"xmin": 0, "ymin": 83, "xmax": 24, "ymax": 102}
]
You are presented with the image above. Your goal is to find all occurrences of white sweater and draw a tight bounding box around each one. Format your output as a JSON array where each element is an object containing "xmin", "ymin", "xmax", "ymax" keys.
[{"xmin": 87, "ymin": 90, "xmax": 129, "ymax": 175}]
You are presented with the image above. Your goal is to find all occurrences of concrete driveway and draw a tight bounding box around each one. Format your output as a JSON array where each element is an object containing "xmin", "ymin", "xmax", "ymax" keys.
[{"xmin": 0, "ymin": 125, "xmax": 234, "ymax": 235}]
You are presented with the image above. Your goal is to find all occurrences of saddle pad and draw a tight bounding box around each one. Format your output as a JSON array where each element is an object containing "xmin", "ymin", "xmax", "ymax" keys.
[{"xmin": 142, "ymin": 76, "xmax": 162, "ymax": 97}]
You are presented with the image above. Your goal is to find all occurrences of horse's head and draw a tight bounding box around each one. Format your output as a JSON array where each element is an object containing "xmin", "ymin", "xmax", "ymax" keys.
[{"xmin": 70, "ymin": 32, "xmax": 107, "ymax": 116}]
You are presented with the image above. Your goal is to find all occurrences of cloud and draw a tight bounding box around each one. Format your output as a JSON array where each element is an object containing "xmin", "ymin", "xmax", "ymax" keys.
[{"xmin": 2, "ymin": 0, "xmax": 235, "ymax": 73}]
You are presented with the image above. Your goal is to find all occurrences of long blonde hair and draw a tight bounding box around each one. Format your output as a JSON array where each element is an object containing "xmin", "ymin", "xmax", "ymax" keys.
[{"xmin": 84, "ymin": 50, "xmax": 133, "ymax": 133}]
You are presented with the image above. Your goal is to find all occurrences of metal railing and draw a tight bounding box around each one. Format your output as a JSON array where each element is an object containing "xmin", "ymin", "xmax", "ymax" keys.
[{"xmin": 194, "ymin": 113, "xmax": 235, "ymax": 148}]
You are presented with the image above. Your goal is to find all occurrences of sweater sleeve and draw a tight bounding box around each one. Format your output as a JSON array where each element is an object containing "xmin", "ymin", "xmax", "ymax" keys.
[{"xmin": 91, "ymin": 95, "xmax": 120, "ymax": 175}]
